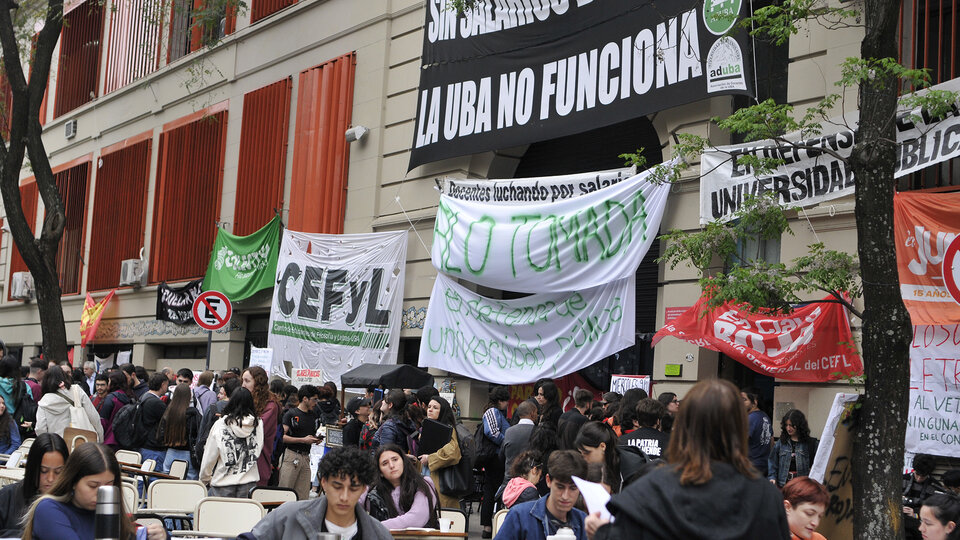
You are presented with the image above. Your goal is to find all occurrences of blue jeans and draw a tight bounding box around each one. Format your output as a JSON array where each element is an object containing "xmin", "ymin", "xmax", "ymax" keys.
[
  {"xmin": 137, "ymin": 448, "xmax": 167, "ymax": 496},
  {"xmin": 162, "ymin": 448, "xmax": 198, "ymax": 480}
]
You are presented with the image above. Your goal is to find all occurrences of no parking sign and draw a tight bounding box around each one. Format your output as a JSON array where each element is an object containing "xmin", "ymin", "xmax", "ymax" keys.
[{"xmin": 192, "ymin": 291, "xmax": 232, "ymax": 331}]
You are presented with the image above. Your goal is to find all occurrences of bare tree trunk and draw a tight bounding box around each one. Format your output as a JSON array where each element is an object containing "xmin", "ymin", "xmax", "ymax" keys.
[{"xmin": 850, "ymin": 0, "xmax": 913, "ymax": 537}]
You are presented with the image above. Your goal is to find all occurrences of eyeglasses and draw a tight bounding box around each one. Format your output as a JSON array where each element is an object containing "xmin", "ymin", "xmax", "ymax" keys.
[{"xmin": 672, "ymin": 399, "xmax": 680, "ymax": 404}]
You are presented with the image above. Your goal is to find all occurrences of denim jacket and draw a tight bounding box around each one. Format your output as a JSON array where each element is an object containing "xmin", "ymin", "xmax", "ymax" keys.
[
  {"xmin": 493, "ymin": 495, "xmax": 587, "ymax": 540},
  {"xmin": 768, "ymin": 437, "xmax": 818, "ymax": 487}
]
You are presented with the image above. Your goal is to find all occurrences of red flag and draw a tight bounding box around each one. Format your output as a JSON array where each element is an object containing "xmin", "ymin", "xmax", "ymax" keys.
[
  {"xmin": 652, "ymin": 294, "xmax": 862, "ymax": 382},
  {"xmin": 80, "ymin": 290, "xmax": 116, "ymax": 347}
]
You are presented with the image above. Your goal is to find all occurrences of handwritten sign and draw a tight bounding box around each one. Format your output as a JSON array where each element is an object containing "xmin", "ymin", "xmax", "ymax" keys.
[
  {"xmin": 907, "ymin": 325, "xmax": 960, "ymax": 456},
  {"xmin": 292, "ymin": 368, "xmax": 325, "ymax": 387},
  {"xmin": 610, "ymin": 374, "xmax": 650, "ymax": 395},
  {"xmin": 249, "ymin": 346, "xmax": 273, "ymax": 372}
]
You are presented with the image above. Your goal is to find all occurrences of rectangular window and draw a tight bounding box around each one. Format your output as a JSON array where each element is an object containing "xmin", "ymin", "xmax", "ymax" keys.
[
  {"xmin": 53, "ymin": 161, "xmax": 91, "ymax": 295},
  {"xmin": 288, "ymin": 53, "xmax": 355, "ymax": 234},
  {"xmin": 250, "ymin": 0, "xmax": 295, "ymax": 24},
  {"xmin": 8, "ymin": 180, "xmax": 38, "ymax": 302},
  {"xmin": 168, "ymin": 0, "xmax": 237, "ymax": 63},
  {"xmin": 234, "ymin": 78, "xmax": 291, "ymax": 235},
  {"xmin": 54, "ymin": 1, "xmax": 104, "ymax": 117},
  {"xmin": 103, "ymin": 0, "xmax": 162, "ymax": 94},
  {"xmin": 898, "ymin": 0, "xmax": 960, "ymax": 190},
  {"xmin": 87, "ymin": 136, "xmax": 152, "ymax": 291},
  {"xmin": 149, "ymin": 105, "xmax": 228, "ymax": 283}
]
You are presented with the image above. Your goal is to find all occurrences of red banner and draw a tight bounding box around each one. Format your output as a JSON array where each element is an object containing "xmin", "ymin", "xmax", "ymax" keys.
[
  {"xmin": 652, "ymin": 294, "xmax": 862, "ymax": 382},
  {"xmin": 505, "ymin": 372, "xmax": 603, "ymax": 418},
  {"xmin": 894, "ymin": 192, "xmax": 960, "ymax": 325},
  {"xmin": 80, "ymin": 290, "xmax": 116, "ymax": 348}
]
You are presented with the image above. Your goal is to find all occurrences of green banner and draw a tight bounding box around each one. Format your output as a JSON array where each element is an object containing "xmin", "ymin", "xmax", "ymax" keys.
[{"xmin": 202, "ymin": 216, "xmax": 280, "ymax": 301}]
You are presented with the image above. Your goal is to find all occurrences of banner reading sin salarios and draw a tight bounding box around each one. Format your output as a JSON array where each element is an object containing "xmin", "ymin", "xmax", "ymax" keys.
[
  {"xmin": 419, "ymin": 273, "xmax": 635, "ymax": 384},
  {"xmin": 431, "ymin": 165, "xmax": 670, "ymax": 293}
]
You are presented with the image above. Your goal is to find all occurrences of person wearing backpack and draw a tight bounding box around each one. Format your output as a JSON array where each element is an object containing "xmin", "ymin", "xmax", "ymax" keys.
[
  {"xmin": 98, "ymin": 371, "xmax": 136, "ymax": 449},
  {"xmin": 478, "ymin": 386, "xmax": 510, "ymax": 538},
  {"xmin": 138, "ymin": 372, "xmax": 170, "ymax": 465},
  {"xmin": 35, "ymin": 367, "xmax": 103, "ymax": 441},
  {"xmin": 0, "ymin": 355, "xmax": 36, "ymax": 440},
  {"xmin": 416, "ymin": 396, "xmax": 462, "ymax": 509}
]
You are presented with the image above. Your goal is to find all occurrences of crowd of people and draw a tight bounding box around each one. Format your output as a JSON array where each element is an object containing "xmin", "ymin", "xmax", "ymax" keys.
[{"xmin": 0, "ymin": 356, "xmax": 956, "ymax": 540}]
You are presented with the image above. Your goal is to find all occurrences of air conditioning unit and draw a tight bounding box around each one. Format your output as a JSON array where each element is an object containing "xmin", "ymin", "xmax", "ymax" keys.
[
  {"xmin": 10, "ymin": 272, "xmax": 34, "ymax": 301},
  {"xmin": 64, "ymin": 119, "xmax": 78, "ymax": 140},
  {"xmin": 119, "ymin": 259, "xmax": 145, "ymax": 288}
]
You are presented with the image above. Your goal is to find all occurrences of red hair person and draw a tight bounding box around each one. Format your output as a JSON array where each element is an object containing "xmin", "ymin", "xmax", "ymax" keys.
[{"xmin": 782, "ymin": 477, "xmax": 829, "ymax": 540}]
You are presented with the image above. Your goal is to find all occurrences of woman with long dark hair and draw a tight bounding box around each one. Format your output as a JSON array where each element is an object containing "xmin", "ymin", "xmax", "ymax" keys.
[
  {"xmin": 366, "ymin": 444, "xmax": 440, "ymax": 529},
  {"xmin": 478, "ymin": 386, "xmax": 509, "ymax": 538},
  {"xmin": 98, "ymin": 371, "xmax": 135, "ymax": 448},
  {"xmin": 768, "ymin": 409, "xmax": 819, "ymax": 488},
  {"xmin": 608, "ymin": 388, "xmax": 646, "ymax": 437},
  {"xmin": 536, "ymin": 381, "xmax": 562, "ymax": 430},
  {"xmin": 21, "ymin": 442, "xmax": 165, "ymax": 540},
  {"xmin": 372, "ymin": 389, "xmax": 415, "ymax": 453},
  {"xmin": 199, "ymin": 387, "xmax": 263, "ymax": 497},
  {"xmin": 417, "ymin": 396, "xmax": 461, "ymax": 509},
  {"xmin": 588, "ymin": 379, "xmax": 789, "ymax": 540},
  {"xmin": 159, "ymin": 383, "xmax": 201, "ymax": 479},
  {"xmin": 0, "ymin": 396, "xmax": 20, "ymax": 456},
  {"xmin": 36, "ymin": 367, "xmax": 103, "ymax": 441},
  {"xmin": 241, "ymin": 366, "xmax": 281, "ymax": 486},
  {"xmin": 0, "ymin": 355, "xmax": 33, "ymax": 441},
  {"xmin": 0, "ymin": 433, "xmax": 68, "ymax": 536},
  {"xmin": 575, "ymin": 421, "xmax": 622, "ymax": 493},
  {"xmin": 920, "ymin": 493, "xmax": 960, "ymax": 540}
]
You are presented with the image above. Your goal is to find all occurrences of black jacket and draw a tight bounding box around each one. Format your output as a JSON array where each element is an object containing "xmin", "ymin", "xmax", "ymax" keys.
[
  {"xmin": 597, "ymin": 462, "xmax": 790, "ymax": 540},
  {"xmin": 0, "ymin": 481, "xmax": 25, "ymax": 537},
  {"xmin": 139, "ymin": 393, "xmax": 168, "ymax": 450}
]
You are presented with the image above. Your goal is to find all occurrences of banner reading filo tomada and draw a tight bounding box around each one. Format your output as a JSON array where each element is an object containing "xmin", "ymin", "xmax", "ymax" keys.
[
  {"xmin": 267, "ymin": 230, "xmax": 407, "ymax": 386},
  {"xmin": 409, "ymin": 0, "xmax": 756, "ymax": 169},
  {"xmin": 419, "ymin": 273, "xmax": 635, "ymax": 384},
  {"xmin": 652, "ymin": 294, "xmax": 862, "ymax": 382},
  {"xmin": 895, "ymin": 191, "xmax": 960, "ymax": 325}
]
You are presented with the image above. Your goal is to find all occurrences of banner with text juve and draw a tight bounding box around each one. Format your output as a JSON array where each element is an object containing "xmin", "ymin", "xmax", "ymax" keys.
[
  {"xmin": 907, "ymin": 325, "xmax": 960, "ymax": 457},
  {"xmin": 432, "ymin": 164, "xmax": 670, "ymax": 293},
  {"xmin": 267, "ymin": 230, "xmax": 407, "ymax": 387},
  {"xmin": 419, "ymin": 273, "xmax": 635, "ymax": 384},
  {"xmin": 700, "ymin": 77, "xmax": 960, "ymax": 223},
  {"xmin": 409, "ymin": 0, "xmax": 756, "ymax": 169},
  {"xmin": 651, "ymin": 294, "xmax": 862, "ymax": 382}
]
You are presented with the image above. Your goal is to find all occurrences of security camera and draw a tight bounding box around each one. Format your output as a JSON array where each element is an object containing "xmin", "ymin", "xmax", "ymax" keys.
[{"xmin": 345, "ymin": 125, "xmax": 369, "ymax": 142}]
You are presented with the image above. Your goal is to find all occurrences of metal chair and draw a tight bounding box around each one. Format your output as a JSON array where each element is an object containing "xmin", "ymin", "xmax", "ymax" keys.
[
  {"xmin": 145, "ymin": 479, "xmax": 206, "ymax": 529},
  {"xmin": 121, "ymin": 481, "xmax": 138, "ymax": 512},
  {"xmin": 167, "ymin": 459, "xmax": 188, "ymax": 480},
  {"xmin": 493, "ymin": 508, "xmax": 509, "ymax": 536},
  {"xmin": 180, "ymin": 497, "xmax": 265, "ymax": 537},
  {"xmin": 116, "ymin": 449, "xmax": 142, "ymax": 466},
  {"xmin": 440, "ymin": 507, "xmax": 468, "ymax": 534},
  {"xmin": 249, "ymin": 485, "xmax": 299, "ymax": 504}
]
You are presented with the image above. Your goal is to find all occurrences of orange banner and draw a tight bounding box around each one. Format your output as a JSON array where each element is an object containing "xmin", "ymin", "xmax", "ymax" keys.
[
  {"xmin": 80, "ymin": 290, "xmax": 116, "ymax": 347},
  {"xmin": 894, "ymin": 192, "xmax": 960, "ymax": 325}
]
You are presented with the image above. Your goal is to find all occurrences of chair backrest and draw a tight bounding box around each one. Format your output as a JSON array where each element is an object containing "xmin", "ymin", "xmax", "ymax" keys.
[
  {"xmin": 115, "ymin": 449, "xmax": 142, "ymax": 466},
  {"xmin": 134, "ymin": 514, "xmax": 165, "ymax": 529},
  {"xmin": 194, "ymin": 497, "xmax": 266, "ymax": 535},
  {"xmin": 167, "ymin": 459, "xmax": 188, "ymax": 480},
  {"xmin": 440, "ymin": 507, "xmax": 467, "ymax": 534},
  {"xmin": 147, "ymin": 480, "xmax": 207, "ymax": 513},
  {"xmin": 493, "ymin": 508, "xmax": 509, "ymax": 536},
  {"xmin": 19, "ymin": 438, "xmax": 34, "ymax": 450},
  {"xmin": 249, "ymin": 486, "xmax": 299, "ymax": 504},
  {"xmin": 121, "ymin": 481, "xmax": 138, "ymax": 512},
  {"xmin": 140, "ymin": 459, "xmax": 156, "ymax": 473}
]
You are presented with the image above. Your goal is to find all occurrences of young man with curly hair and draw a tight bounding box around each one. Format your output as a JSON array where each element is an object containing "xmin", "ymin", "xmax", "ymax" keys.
[{"xmin": 239, "ymin": 446, "xmax": 392, "ymax": 540}]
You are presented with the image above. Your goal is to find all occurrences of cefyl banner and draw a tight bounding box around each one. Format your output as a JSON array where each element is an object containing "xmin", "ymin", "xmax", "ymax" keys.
[
  {"xmin": 267, "ymin": 230, "xmax": 407, "ymax": 386},
  {"xmin": 700, "ymin": 77, "xmax": 960, "ymax": 223},
  {"xmin": 156, "ymin": 279, "xmax": 202, "ymax": 325},
  {"xmin": 202, "ymin": 216, "xmax": 280, "ymax": 302},
  {"xmin": 907, "ymin": 325, "xmax": 960, "ymax": 457},
  {"xmin": 441, "ymin": 167, "xmax": 633, "ymax": 205},
  {"xmin": 419, "ymin": 273, "xmax": 635, "ymax": 384},
  {"xmin": 651, "ymin": 294, "xmax": 862, "ymax": 382},
  {"xmin": 895, "ymin": 191, "xmax": 960, "ymax": 325},
  {"xmin": 432, "ymin": 164, "xmax": 670, "ymax": 293},
  {"xmin": 409, "ymin": 0, "xmax": 756, "ymax": 169}
]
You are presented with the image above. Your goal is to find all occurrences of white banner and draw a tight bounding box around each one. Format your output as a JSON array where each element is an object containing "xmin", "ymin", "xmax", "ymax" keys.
[
  {"xmin": 441, "ymin": 167, "xmax": 634, "ymax": 205},
  {"xmin": 432, "ymin": 162, "xmax": 672, "ymax": 293},
  {"xmin": 700, "ymin": 77, "xmax": 960, "ymax": 224},
  {"xmin": 907, "ymin": 324, "xmax": 960, "ymax": 457},
  {"xmin": 418, "ymin": 273, "xmax": 635, "ymax": 384},
  {"xmin": 267, "ymin": 230, "xmax": 408, "ymax": 387}
]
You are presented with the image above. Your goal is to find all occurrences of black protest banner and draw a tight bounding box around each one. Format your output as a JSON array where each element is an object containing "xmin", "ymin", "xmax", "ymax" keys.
[
  {"xmin": 409, "ymin": 0, "xmax": 756, "ymax": 170},
  {"xmin": 156, "ymin": 279, "xmax": 202, "ymax": 325}
]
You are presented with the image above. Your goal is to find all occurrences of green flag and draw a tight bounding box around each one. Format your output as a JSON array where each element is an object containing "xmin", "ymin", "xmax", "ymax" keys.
[{"xmin": 202, "ymin": 216, "xmax": 280, "ymax": 301}]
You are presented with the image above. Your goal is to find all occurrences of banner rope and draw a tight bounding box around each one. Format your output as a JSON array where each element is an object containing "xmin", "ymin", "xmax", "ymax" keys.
[
  {"xmin": 395, "ymin": 195, "xmax": 431, "ymax": 254},
  {"xmin": 800, "ymin": 207, "xmax": 823, "ymax": 245}
]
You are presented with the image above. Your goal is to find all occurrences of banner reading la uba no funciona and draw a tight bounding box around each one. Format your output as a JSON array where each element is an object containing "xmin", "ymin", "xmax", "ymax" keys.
[
  {"xmin": 432, "ymin": 162, "xmax": 671, "ymax": 293},
  {"xmin": 418, "ymin": 273, "xmax": 635, "ymax": 384},
  {"xmin": 410, "ymin": 0, "xmax": 756, "ymax": 169},
  {"xmin": 267, "ymin": 230, "xmax": 407, "ymax": 386}
]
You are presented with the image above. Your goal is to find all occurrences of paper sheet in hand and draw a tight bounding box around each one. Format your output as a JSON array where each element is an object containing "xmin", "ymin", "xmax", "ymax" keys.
[{"xmin": 571, "ymin": 475, "xmax": 611, "ymax": 521}]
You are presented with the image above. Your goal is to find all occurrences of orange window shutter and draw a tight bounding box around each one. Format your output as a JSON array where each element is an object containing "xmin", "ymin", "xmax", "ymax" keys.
[{"xmin": 8, "ymin": 181, "xmax": 38, "ymax": 301}]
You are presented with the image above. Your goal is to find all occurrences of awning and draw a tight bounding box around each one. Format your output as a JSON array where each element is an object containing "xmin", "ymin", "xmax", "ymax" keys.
[{"xmin": 339, "ymin": 363, "xmax": 434, "ymax": 390}]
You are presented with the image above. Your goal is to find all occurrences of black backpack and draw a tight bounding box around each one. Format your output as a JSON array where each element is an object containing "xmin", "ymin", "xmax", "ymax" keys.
[
  {"xmin": 111, "ymin": 399, "xmax": 145, "ymax": 449},
  {"xmin": 12, "ymin": 382, "xmax": 37, "ymax": 440}
]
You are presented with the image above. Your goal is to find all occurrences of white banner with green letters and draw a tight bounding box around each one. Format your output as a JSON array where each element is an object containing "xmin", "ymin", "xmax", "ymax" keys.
[{"xmin": 267, "ymin": 230, "xmax": 407, "ymax": 386}]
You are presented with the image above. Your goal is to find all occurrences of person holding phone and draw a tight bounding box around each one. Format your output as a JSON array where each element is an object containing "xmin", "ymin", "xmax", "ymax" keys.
[{"xmin": 279, "ymin": 385, "xmax": 322, "ymax": 500}]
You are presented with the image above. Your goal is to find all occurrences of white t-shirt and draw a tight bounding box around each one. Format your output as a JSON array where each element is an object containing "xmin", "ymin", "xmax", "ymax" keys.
[{"xmin": 325, "ymin": 519, "xmax": 358, "ymax": 540}]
